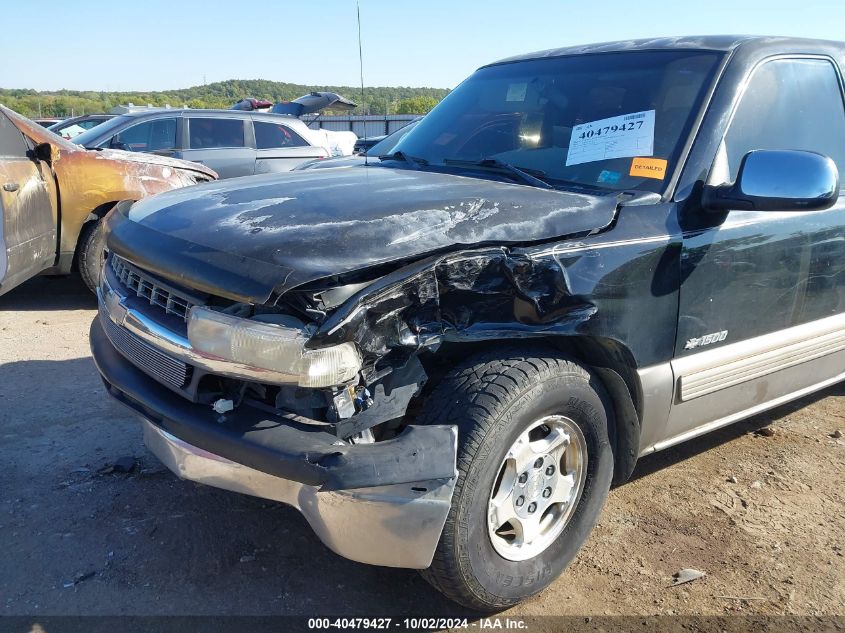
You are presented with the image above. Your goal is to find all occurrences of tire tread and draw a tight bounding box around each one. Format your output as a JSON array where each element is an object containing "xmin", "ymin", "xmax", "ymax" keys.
[
  {"xmin": 418, "ymin": 346, "xmax": 594, "ymax": 610},
  {"xmin": 77, "ymin": 220, "xmax": 105, "ymax": 294}
]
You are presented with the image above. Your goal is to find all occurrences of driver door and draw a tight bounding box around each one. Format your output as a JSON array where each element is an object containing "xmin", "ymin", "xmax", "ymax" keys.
[
  {"xmin": 666, "ymin": 56, "xmax": 845, "ymax": 442},
  {"xmin": 0, "ymin": 111, "xmax": 56, "ymax": 296}
]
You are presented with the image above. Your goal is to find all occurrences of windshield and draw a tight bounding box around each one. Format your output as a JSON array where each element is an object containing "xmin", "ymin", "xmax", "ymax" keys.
[
  {"xmin": 72, "ymin": 115, "xmax": 134, "ymax": 147},
  {"xmin": 391, "ymin": 50, "xmax": 722, "ymax": 192}
]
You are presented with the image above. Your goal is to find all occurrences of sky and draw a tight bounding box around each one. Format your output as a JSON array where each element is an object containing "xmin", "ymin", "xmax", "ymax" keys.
[{"xmin": 2, "ymin": 0, "xmax": 845, "ymax": 92}]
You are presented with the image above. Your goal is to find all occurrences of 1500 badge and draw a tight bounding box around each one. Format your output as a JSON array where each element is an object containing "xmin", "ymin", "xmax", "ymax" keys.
[{"xmin": 685, "ymin": 330, "xmax": 728, "ymax": 350}]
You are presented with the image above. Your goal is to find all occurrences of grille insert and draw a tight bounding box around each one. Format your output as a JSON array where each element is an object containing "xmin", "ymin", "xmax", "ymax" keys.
[
  {"xmin": 101, "ymin": 308, "xmax": 192, "ymax": 389},
  {"xmin": 110, "ymin": 256, "xmax": 196, "ymax": 321}
]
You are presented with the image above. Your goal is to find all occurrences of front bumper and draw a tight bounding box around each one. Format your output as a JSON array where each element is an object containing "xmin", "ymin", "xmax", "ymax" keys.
[
  {"xmin": 142, "ymin": 419, "xmax": 454, "ymax": 569},
  {"xmin": 90, "ymin": 269, "xmax": 459, "ymax": 568}
]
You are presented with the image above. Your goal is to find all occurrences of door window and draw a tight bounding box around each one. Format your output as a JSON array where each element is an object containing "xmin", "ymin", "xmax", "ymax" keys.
[
  {"xmin": 254, "ymin": 121, "xmax": 308, "ymax": 149},
  {"xmin": 113, "ymin": 118, "xmax": 177, "ymax": 152},
  {"xmin": 724, "ymin": 58, "xmax": 845, "ymax": 180},
  {"xmin": 188, "ymin": 118, "xmax": 245, "ymax": 149},
  {"xmin": 0, "ymin": 113, "xmax": 29, "ymax": 158}
]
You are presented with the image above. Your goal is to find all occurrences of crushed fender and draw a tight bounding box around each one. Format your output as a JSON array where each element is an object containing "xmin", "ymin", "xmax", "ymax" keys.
[{"xmin": 312, "ymin": 246, "xmax": 598, "ymax": 360}]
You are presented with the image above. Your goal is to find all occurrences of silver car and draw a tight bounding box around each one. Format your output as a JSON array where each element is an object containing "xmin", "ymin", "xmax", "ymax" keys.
[{"xmin": 71, "ymin": 109, "xmax": 336, "ymax": 178}]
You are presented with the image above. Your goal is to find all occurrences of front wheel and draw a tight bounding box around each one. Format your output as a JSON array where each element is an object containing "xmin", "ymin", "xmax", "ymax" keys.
[
  {"xmin": 418, "ymin": 348, "xmax": 614, "ymax": 611},
  {"xmin": 78, "ymin": 219, "xmax": 107, "ymax": 294}
]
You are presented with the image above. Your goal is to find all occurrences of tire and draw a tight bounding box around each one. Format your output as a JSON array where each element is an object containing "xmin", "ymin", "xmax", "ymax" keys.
[
  {"xmin": 418, "ymin": 347, "xmax": 614, "ymax": 611},
  {"xmin": 78, "ymin": 219, "xmax": 107, "ymax": 294}
]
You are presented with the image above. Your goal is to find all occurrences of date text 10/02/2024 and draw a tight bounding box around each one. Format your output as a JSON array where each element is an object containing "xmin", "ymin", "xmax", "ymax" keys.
[{"xmin": 306, "ymin": 617, "xmax": 528, "ymax": 629}]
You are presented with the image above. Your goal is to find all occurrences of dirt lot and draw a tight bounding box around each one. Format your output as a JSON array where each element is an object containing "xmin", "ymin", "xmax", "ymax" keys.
[{"xmin": 1, "ymin": 275, "xmax": 844, "ymax": 623}]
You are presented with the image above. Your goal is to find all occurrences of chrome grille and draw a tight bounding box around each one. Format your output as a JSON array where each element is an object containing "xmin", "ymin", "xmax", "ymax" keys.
[
  {"xmin": 110, "ymin": 255, "xmax": 195, "ymax": 321},
  {"xmin": 100, "ymin": 308, "xmax": 192, "ymax": 389}
]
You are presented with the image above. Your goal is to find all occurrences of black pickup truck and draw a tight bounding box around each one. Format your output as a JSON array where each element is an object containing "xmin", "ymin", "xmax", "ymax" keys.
[{"xmin": 90, "ymin": 36, "xmax": 845, "ymax": 610}]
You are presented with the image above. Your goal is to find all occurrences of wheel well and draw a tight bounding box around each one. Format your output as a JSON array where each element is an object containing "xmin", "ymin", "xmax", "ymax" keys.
[
  {"xmin": 415, "ymin": 336, "xmax": 643, "ymax": 483},
  {"xmin": 70, "ymin": 201, "xmax": 121, "ymax": 272}
]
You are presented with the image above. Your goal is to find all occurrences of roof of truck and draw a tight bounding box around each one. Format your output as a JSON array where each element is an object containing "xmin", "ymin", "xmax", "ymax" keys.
[{"xmin": 488, "ymin": 35, "xmax": 845, "ymax": 66}]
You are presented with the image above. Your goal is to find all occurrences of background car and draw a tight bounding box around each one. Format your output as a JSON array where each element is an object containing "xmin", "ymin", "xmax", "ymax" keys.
[
  {"xmin": 294, "ymin": 118, "xmax": 420, "ymax": 170},
  {"xmin": 353, "ymin": 134, "xmax": 386, "ymax": 154},
  {"xmin": 269, "ymin": 91, "xmax": 357, "ymax": 116},
  {"xmin": 71, "ymin": 108, "xmax": 357, "ymax": 178},
  {"xmin": 0, "ymin": 105, "xmax": 216, "ymax": 296},
  {"xmin": 230, "ymin": 97, "xmax": 273, "ymax": 111},
  {"xmin": 47, "ymin": 113, "xmax": 115, "ymax": 140}
]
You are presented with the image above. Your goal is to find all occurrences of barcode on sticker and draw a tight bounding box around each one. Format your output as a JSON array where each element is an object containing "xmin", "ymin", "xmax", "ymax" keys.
[{"xmin": 623, "ymin": 113, "xmax": 646, "ymax": 121}]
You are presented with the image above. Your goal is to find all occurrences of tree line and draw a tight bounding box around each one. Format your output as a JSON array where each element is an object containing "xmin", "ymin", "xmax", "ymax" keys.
[{"xmin": 0, "ymin": 79, "xmax": 448, "ymax": 118}]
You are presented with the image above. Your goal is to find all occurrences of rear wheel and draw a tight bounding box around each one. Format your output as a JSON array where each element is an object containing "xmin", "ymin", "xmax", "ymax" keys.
[
  {"xmin": 78, "ymin": 219, "xmax": 107, "ymax": 294},
  {"xmin": 418, "ymin": 348, "xmax": 614, "ymax": 610}
]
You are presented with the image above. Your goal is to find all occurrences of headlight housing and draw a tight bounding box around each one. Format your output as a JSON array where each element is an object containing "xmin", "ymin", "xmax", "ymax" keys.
[{"xmin": 187, "ymin": 307, "xmax": 361, "ymax": 388}]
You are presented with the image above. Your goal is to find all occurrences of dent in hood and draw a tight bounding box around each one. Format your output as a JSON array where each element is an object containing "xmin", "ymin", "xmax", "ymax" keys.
[{"xmin": 107, "ymin": 167, "xmax": 620, "ymax": 303}]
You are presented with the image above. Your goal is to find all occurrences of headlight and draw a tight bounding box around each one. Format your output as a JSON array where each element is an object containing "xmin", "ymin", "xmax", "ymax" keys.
[{"xmin": 187, "ymin": 307, "xmax": 361, "ymax": 388}]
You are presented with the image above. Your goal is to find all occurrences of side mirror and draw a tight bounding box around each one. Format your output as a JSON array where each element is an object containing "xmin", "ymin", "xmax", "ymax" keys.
[
  {"xmin": 703, "ymin": 149, "xmax": 839, "ymax": 212},
  {"xmin": 32, "ymin": 142, "xmax": 53, "ymax": 163}
]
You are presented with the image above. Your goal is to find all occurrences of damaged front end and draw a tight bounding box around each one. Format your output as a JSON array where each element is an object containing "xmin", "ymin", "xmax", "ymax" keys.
[
  {"xmin": 95, "ymin": 242, "xmax": 453, "ymax": 452},
  {"xmin": 91, "ymin": 240, "xmax": 461, "ymax": 568},
  {"xmin": 91, "ymin": 168, "xmax": 630, "ymax": 568},
  {"xmin": 282, "ymin": 244, "xmax": 601, "ymax": 441}
]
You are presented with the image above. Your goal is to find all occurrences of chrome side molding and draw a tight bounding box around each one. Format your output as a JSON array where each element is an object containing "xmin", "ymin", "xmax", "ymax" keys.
[{"xmin": 673, "ymin": 312, "xmax": 845, "ymax": 401}]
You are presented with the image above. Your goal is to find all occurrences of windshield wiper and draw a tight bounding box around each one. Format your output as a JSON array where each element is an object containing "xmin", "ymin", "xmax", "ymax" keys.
[
  {"xmin": 378, "ymin": 150, "xmax": 428, "ymax": 169},
  {"xmin": 442, "ymin": 158, "xmax": 553, "ymax": 189}
]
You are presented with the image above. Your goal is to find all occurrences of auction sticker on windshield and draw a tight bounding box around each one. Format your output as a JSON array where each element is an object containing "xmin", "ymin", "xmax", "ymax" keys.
[
  {"xmin": 566, "ymin": 109, "xmax": 655, "ymax": 166},
  {"xmin": 506, "ymin": 82, "xmax": 528, "ymax": 102}
]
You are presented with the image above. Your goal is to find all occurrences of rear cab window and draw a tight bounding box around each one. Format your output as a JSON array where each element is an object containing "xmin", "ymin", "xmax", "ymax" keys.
[{"xmin": 188, "ymin": 118, "xmax": 246, "ymax": 149}]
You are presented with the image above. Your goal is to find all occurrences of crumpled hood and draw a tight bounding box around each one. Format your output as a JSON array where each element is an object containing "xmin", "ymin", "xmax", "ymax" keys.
[
  {"xmin": 108, "ymin": 166, "xmax": 619, "ymax": 303},
  {"xmin": 92, "ymin": 148, "xmax": 217, "ymax": 179}
]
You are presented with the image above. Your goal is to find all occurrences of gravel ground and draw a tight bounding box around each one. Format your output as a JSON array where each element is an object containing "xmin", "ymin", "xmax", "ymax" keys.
[{"xmin": 1, "ymin": 275, "xmax": 844, "ymax": 624}]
